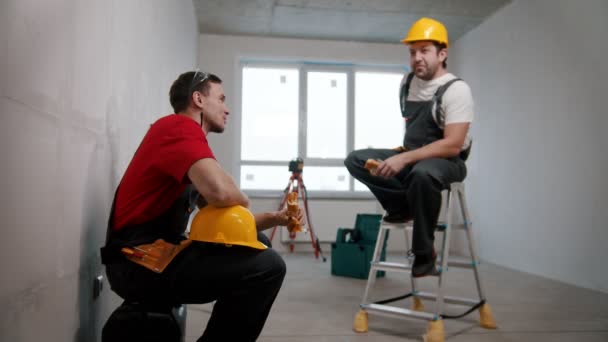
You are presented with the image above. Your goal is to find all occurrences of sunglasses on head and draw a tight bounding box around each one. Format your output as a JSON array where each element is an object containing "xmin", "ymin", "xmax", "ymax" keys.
[{"xmin": 189, "ymin": 70, "xmax": 210, "ymax": 94}]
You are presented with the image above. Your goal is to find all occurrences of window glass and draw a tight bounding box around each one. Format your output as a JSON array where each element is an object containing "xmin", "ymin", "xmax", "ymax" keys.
[
  {"xmin": 306, "ymin": 72, "xmax": 347, "ymax": 159},
  {"xmin": 355, "ymin": 72, "xmax": 404, "ymax": 150},
  {"xmin": 241, "ymin": 67, "xmax": 299, "ymax": 161}
]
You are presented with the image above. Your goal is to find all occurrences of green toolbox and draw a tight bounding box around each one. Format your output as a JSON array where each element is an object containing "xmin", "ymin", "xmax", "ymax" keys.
[{"xmin": 331, "ymin": 214, "xmax": 389, "ymax": 279}]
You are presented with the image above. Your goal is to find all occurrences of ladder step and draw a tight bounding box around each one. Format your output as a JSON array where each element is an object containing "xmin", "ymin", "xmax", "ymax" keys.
[
  {"xmin": 372, "ymin": 258, "xmax": 476, "ymax": 273},
  {"xmin": 371, "ymin": 261, "xmax": 411, "ymax": 273},
  {"xmin": 361, "ymin": 303, "xmax": 435, "ymax": 321},
  {"xmin": 415, "ymin": 291, "xmax": 480, "ymax": 306},
  {"xmin": 438, "ymin": 257, "xmax": 478, "ymax": 269},
  {"xmin": 380, "ymin": 223, "xmax": 468, "ymax": 230},
  {"xmin": 379, "ymin": 222, "xmax": 412, "ymax": 229},
  {"xmin": 436, "ymin": 223, "xmax": 467, "ymax": 231}
]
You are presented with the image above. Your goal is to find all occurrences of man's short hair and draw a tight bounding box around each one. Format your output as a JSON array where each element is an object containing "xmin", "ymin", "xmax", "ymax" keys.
[
  {"xmin": 433, "ymin": 42, "xmax": 448, "ymax": 68},
  {"xmin": 169, "ymin": 71, "xmax": 222, "ymax": 113}
]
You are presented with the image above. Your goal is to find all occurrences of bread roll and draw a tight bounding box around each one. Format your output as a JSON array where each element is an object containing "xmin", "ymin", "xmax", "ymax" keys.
[
  {"xmin": 364, "ymin": 159, "xmax": 381, "ymax": 175},
  {"xmin": 286, "ymin": 191, "xmax": 301, "ymax": 232}
]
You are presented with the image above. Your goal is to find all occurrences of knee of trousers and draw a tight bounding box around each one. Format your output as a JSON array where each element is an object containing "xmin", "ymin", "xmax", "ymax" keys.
[
  {"xmin": 344, "ymin": 149, "xmax": 372, "ymax": 172},
  {"xmin": 263, "ymin": 249, "xmax": 287, "ymax": 282},
  {"xmin": 406, "ymin": 168, "xmax": 442, "ymax": 194},
  {"xmin": 344, "ymin": 151, "xmax": 358, "ymax": 169}
]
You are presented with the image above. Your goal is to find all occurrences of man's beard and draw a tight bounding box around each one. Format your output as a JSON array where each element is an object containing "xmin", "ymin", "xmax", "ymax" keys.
[
  {"xmin": 201, "ymin": 111, "xmax": 225, "ymax": 133},
  {"xmin": 210, "ymin": 122, "xmax": 225, "ymax": 133},
  {"xmin": 414, "ymin": 62, "xmax": 438, "ymax": 81}
]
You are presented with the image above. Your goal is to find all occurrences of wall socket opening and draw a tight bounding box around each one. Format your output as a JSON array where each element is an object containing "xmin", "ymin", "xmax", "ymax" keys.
[{"xmin": 93, "ymin": 275, "xmax": 104, "ymax": 299}]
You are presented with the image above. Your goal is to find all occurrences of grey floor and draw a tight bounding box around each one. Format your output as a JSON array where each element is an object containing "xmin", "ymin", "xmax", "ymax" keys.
[{"xmin": 185, "ymin": 252, "xmax": 608, "ymax": 341}]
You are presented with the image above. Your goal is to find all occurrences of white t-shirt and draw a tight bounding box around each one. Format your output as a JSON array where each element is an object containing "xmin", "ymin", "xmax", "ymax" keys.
[{"xmin": 400, "ymin": 73, "xmax": 474, "ymax": 150}]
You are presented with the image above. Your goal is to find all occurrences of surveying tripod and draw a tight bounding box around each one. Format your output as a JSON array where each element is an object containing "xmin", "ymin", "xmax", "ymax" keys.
[{"xmin": 269, "ymin": 159, "xmax": 326, "ymax": 262}]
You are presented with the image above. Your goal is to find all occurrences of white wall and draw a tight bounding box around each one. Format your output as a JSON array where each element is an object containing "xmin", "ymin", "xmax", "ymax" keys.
[
  {"xmin": 198, "ymin": 34, "xmax": 417, "ymax": 252},
  {"xmin": 450, "ymin": 0, "xmax": 608, "ymax": 293},
  {"xmin": 0, "ymin": 1, "xmax": 198, "ymax": 341}
]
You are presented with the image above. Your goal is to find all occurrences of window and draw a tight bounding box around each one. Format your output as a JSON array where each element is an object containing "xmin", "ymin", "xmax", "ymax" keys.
[
  {"xmin": 353, "ymin": 72, "xmax": 406, "ymax": 191},
  {"xmin": 239, "ymin": 63, "xmax": 406, "ymax": 196},
  {"xmin": 306, "ymin": 71, "xmax": 347, "ymax": 159},
  {"xmin": 241, "ymin": 68, "xmax": 299, "ymax": 161}
]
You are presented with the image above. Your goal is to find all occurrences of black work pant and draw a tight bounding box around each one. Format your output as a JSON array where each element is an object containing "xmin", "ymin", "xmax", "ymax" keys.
[
  {"xmin": 106, "ymin": 233, "xmax": 285, "ymax": 342},
  {"xmin": 344, "ymin": 148, "xmax": 466, "ymax": 256}
]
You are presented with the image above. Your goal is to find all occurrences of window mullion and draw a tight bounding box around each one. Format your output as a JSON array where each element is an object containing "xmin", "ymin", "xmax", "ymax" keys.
[
  {"xmin": 299, "ymin": 65, "xmax": 307, "ymax": 160},
  {"xmin": 347, "ymin": 67, "xmax": 355, "ymax": 191}
]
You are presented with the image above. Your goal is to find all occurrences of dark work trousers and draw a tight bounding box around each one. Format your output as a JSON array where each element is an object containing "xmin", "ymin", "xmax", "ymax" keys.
[
  {"xmin": 344, "ymin": 148, "xmax": 466, "ymax": 257},
  {"xmin": 106, "ymin": 232, "xmax": 285, "ymax": 342}
]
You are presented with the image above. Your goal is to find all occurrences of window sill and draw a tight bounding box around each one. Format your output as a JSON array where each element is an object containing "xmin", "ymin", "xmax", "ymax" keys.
[{"xmin": 243, "ymin": 190, "xmax": 376, "ymax": 200}]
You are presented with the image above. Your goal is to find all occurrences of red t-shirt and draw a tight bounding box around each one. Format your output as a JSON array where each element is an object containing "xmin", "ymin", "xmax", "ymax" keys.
[{"xmin": 113, "ymin": 114, "xmax": 215, "ymax": 230}]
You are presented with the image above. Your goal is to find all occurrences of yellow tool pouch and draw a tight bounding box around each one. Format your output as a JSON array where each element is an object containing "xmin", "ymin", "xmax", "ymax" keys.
[{"xmin": 120, "ymin": 239, "xmax": 192, "ymax": 273}]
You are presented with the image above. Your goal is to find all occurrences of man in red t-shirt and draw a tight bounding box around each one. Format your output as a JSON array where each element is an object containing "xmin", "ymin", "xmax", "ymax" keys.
[{"xmin": 103, "ymin": 71, "xmax": 294, "ymax": 342}]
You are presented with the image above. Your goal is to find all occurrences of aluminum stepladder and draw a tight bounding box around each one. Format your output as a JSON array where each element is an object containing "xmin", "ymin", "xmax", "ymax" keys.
[{"xmin": 353, "ymin": 182, "xmax": 497, "ymax": 342}]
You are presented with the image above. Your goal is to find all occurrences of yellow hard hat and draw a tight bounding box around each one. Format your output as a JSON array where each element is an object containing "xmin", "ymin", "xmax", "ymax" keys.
[
  {"xmin": 189, "ymin": 205, "xmax": 267, "ymax": 250},
  {"xmin": 401, "ymin": 17, "xmax": 449, "ymax": 47}
]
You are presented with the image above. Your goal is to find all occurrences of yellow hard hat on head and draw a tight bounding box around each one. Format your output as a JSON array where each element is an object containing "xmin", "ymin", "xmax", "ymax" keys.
[
  {"xmin": 401, "ymin": 17, "xmax": 449, "ymax": 47},
  {"xmin": 189, "ymin": 205, "xmax": 267, "ymax": 250}
]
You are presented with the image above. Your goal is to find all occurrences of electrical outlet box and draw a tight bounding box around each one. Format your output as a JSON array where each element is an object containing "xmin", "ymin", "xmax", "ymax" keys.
[{"xmin": 93, "ymin": 275, "xmax": 104, "ymax": 299}]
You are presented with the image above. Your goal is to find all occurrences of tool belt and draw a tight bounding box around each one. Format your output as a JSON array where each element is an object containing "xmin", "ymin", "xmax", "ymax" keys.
[
  {"xmin": 101, "ymin": 185, "xmax": 199, "ymax": 273},
  {"xmin": 119, "ymin": 239, "xmax": 192, "ymax": 273}
]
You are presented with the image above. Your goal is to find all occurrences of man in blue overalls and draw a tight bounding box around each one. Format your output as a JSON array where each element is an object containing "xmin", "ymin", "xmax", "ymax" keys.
[{"xmin": 344, "ymin": 17, "xmax": 474, "ymax": 278}]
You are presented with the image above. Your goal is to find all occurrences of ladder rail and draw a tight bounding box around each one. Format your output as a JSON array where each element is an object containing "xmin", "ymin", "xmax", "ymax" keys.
[
  {"xmin": 433, "ymin": 188, "xmax": 455, "ymax": 317},
  {"xmin": 457, "ymin": 186, "xmax": 486, "ymax": 301},
  {"xmin": 361, "ymin": 226, "xmax": 388, "ymax": 304}
]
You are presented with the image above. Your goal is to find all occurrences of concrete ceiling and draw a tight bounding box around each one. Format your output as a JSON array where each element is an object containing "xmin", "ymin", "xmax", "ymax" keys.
[{"xmin": 193, "ymin": 0, "xmax": 511, "ymax": 44}]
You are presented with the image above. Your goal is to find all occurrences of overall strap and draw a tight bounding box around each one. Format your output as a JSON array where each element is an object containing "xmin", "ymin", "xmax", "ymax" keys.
[
  {"xmin": 400, "ymin": 72, "xmax": 416, "ymax": 115},
  {"xmin": 432, "ymin": 77, "xmax": 462, "ymax": 127},
  {"xmin": 432, "ymin": 77, "xmax": 473, "ymax": 160}
]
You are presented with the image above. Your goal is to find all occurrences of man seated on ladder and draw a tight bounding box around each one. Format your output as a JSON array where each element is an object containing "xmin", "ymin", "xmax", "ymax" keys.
[
  {"xmin": 344, "ymin": 17, "xmax": 474, "ymax": 278},
  {"xmin": 101, "ymin": 71, "xmax": 301, "ymax": 342}
]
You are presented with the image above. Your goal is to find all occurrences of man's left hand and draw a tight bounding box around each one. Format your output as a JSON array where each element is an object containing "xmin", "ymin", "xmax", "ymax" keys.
[
  {"xmin": 276, "ymin": 206, "xmax": 304, "ymax": 227},
  {"xmin": 376, "ymin": 153, "xmax": 410, "ymax": 178}
]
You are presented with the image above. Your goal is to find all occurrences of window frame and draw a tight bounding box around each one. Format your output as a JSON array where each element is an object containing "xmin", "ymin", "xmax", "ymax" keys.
[{"xmin": 237, "ymin": 60, "xmax": 408, "ymax": 199}]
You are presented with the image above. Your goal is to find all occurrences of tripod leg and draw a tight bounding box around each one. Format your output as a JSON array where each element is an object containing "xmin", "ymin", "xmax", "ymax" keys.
[
  {"xmin": 299, "ymin": 179, "xmax": 326, "ymax": 262},
  {"xmin": 296, "ymin": 181, "xmax": 315, "ymax": 257}
]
